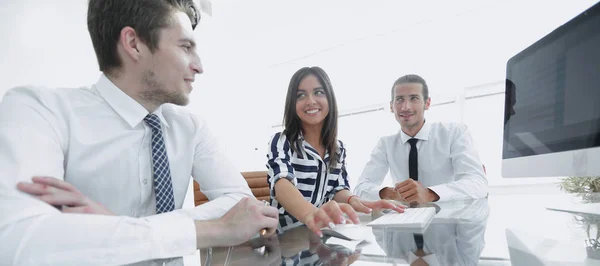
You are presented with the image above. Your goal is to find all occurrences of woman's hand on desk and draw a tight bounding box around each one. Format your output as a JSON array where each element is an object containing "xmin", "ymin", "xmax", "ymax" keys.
[
  {"xmin": 302, "ymin": 201, "xmax": 359, "ymax": 237},
  {"xmin": 16, "ymin": 176, "xmax": 114, "ymax": 215},
  {"xmin": 348, "ymin": 197, "xmax": 406, "ymax": 214}
]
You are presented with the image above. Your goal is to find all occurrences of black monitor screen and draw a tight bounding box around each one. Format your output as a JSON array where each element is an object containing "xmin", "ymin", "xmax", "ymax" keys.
[{"xmin": 504, "ymin": 2, "xmax": 600, "ymax": 160}]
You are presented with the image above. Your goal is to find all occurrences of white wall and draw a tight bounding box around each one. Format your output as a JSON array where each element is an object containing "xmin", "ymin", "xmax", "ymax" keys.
[
  {"xmin": 2, "ymin": 2, "xmax": 598, "ymax": 264},
  {"xmin": 2, "ymin": 0, "xmax": 597, "ymax": 205}
]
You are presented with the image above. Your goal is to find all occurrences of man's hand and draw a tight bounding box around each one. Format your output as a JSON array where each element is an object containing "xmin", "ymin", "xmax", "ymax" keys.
[
  {"xmin": 379, "ymin": 187, "xmax": 406, "ymax": 201},
  {"xmin": 16, "ymin": 176, "xmax": 114, "ymax": 215},
  {"xmin": 394, "ymin": 179, "xmax": 439, "ymax": 204},
  {"xmin": 203, "ymin": 197, "xmax": 279, "ymax": 247},
  {"xmin": 233, "ymin": 234, "xmax": 283, "ymax": 266},
  {"xmin": 348, "ymin": 197, "xmax": 405, "ymax": 214},
  {"xmin": 302, "ymin": 201, "xmax": 360, "ymax": 237}
]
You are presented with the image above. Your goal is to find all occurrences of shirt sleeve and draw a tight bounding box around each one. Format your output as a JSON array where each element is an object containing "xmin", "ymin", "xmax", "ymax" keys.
[
  {"xmin": 333, "ymin": 140, "xmax": 350, "ymax": 193},
  {"xmin": 325, "ymin": 141, "xmax": 351, "ymax": 201},
  {"xmin": 428, "ymin": 125, "xmax": 489, "ymax": 201},
  {"xmin": 353, "ymin": 137, "xmax": 390, "ymax": 201},
  {"xmin": 186, "ymin": 115, "xmax": 254, "ymax": 221},
  {"xmin": 0, "ymin": 88, "xmax": 196, "ymax": 265},
  {"xmin": 266, "ymin": 132, "xmax": 296, "ymax": 198}
]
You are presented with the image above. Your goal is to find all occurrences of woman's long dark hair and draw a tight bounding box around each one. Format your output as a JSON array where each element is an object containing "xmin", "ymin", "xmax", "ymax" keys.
[{"xmin": 283, "ymin": 66, "xmax": 340, "ymax": 169}]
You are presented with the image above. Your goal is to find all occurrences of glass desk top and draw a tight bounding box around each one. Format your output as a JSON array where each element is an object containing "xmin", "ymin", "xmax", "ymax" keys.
[{"xmin": 200, "ymin": 193, "xmax": 600, "ymax": 266}]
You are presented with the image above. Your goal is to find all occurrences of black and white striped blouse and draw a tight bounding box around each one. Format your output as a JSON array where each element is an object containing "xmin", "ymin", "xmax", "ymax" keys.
[{"xmin": 266, "ymin": 132, "xmax": 350, "ymax": 232}]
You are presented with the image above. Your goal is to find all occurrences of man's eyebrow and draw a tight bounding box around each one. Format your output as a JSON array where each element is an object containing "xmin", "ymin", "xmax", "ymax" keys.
[{"xmin": 179, "ymin": 38, "xmax": 196, "ymax": 48}]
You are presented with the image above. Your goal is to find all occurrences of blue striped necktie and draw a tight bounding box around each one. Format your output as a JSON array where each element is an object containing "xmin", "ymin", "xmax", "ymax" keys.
[{"xmin": 144, "ymin": 114, "xmax": 175, "ymax": 214}]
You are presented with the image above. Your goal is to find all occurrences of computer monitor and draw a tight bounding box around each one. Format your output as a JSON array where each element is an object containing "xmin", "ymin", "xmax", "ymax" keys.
[{"xmin": 502, "ymin": 1, "xmax": 600, "ymax": 178}]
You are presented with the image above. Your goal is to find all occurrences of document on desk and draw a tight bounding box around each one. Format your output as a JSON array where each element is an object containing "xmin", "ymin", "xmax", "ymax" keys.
[
  {"xmin": 325, "ymin": 237, "xmax": 387, "ymax": 256},
  {"xmin": 357, "ymin": 242, "xmax": 387, "ymax": 256},
  {"xmin": 321, "ymin": 224, "xmax": 373, "ymax": 241},
  {"xmin": 325, "ymin": 238, "xmax": 363, "ymax": 251}
]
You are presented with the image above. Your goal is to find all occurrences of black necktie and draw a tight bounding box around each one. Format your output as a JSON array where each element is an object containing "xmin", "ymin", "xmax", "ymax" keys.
[
  {"xmin": 409, "ymin": 138, "xmax": 424, "ymax": 253},
  {"xmin": 408, "ymin": 138, "xmax": 419, "ymax": 181},
  {"xmin": 414, "ymin": 233, "xmax": 424, "ymax": 251}
]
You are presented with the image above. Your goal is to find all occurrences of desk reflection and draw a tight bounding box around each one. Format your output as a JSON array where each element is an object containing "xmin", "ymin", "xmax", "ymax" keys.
[
  {"xmin": 373, "ymin": 199, "xmax": 490, "ymax": 266},
  {"xmin": 201, "ymin": 199, "xmax": 490, "ymax": 266}
]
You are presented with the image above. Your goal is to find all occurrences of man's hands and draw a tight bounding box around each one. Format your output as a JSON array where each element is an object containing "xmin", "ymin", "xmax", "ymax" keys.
[
  {"xmin": 379, "ymin": 179, "xmax": 439, "ymax": 204},
  {"xmin": 347, "ymin": 197, "xmax": 405, "ymax": 214},
  {"xmin": 200, "ymin": 197, "xmax": 279, "ymax": 248},
  {"xmin": 302, "ymin": 201, "xmax": 359, "ymax": 237},
  {"xmin": 17, "ymin": 176, "xmax": 114, "ymax": 215},
  {"xmin": 379, "ymin": 187, "xmax": 405, "ymax": 201},
  {"xmin": 395, "ymin": 179, "xmax": 439, "ymax": 203}
]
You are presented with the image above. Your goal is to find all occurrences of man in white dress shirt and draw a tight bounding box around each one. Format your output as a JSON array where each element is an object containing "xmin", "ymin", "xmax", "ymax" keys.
[
  {"xmin": 0, "ymin": 0, "xmax": 278, "ymax": 265},
  {"xmin": 372, "ymin": 199, "xmax": 490, "ymax": 266},
  {"xmin": 353, "ymin": 74, "xmax": 488, "ymax": 203}
]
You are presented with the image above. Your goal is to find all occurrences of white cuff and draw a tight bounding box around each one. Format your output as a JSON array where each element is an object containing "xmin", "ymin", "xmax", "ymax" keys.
[
  {"xmin": 141, "ymin": 212, "xmax": 197, "ymax": 256},
  {"xmin": 427, "ymin": 184, "xmax": 452, "ymax": 202}
]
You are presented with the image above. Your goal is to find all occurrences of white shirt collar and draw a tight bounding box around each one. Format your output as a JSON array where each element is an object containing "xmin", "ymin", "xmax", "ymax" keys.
[
  {"xmin": 94, "ymin": 74, "xmax": 169, "ymax": 128},
  {"xmin": 400, "ymin": 120, "xmax": 431, "ymax": 144}
]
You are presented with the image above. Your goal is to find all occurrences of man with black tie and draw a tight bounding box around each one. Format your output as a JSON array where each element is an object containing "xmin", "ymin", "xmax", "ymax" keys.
[
  {"xmin": 353, "ymin": 74, "xmax": 488, "ymax": 203},
  {"xmin": 372, "ymin": 199, "xmax": 490, "ymax": 266},
  {"xmin": 0, "ymin": 0, "xmax": 278, "ymax": 265}
]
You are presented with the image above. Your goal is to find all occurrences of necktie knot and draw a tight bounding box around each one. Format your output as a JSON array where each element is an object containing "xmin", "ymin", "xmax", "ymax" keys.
[
  {"xmin": 144, "ymin": 114, "xmax": 162, "ymax": 131},
  {"xmin": 408, "ymin": 138, "xmax": 419, "ymax": 147}
]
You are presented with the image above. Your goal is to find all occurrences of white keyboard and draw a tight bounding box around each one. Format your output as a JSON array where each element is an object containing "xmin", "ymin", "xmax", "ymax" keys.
[{"xmin": 367, "ymin": 207, "xmax": 436, "ymax": 228}]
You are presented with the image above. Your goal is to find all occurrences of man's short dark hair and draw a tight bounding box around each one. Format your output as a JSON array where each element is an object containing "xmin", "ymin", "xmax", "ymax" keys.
[
  {"xmin": 87, "ymin": 0, "xmax": 200, "ymax": 74},
  {"xmin": 391, "ymin": 74, "xmax": 429, "ymax": 101}
]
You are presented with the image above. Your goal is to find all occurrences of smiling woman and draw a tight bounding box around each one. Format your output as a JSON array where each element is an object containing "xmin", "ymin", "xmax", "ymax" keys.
[{"xmin": 265, "ymin": 66, "xmax": 404, "ymax": 237}]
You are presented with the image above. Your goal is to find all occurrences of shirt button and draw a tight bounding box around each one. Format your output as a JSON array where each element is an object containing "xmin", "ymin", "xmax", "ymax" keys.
[{"xmin": 143, "ymin": 179, "xmax": 148, "ymax": 185}]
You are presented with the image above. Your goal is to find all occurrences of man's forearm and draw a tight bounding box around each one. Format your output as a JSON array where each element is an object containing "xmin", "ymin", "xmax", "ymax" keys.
[
  {"xmin": 194, "ymin": 219, "xmax": 225, "ymax": 249},
  {"xmin": 3, "ymin": 204, "xmax": 196, "ymax": 265},
  {"xmin": 181, "ymin": 192, "xmax": 246, "ymax": 220},
  {"xmin": 181, "ymin": 182, "xmax": 253, "ymax": 220},
  {"xmin": 354, "ymin": 181, "xmax": 384, "ymax": 201}
]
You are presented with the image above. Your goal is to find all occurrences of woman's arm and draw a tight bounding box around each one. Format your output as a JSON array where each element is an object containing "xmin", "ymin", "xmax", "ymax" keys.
[{"xmin": 274, "ymin": 179, "xmax": 318, "ymax": 224}]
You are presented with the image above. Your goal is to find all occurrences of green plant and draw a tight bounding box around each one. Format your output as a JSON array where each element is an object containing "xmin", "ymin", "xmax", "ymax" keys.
[
  {"xmin": 559, "ymin": 176, "xmax": 600, "ymax": 203},
  {"xmin": 559, "ymin": 176, "xmax": 600, "ymax": 252}
]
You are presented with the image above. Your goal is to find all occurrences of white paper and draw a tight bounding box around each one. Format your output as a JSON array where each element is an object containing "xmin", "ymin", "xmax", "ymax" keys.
[
  {"xmin": 358, "ymin": 242, "xmax": 387, "ymax": 257},
  {"xmin": 321, "ymin": 224, "xmax": 375, "ymax": 241},
  {"xmin": 325, "ymin": 238, "xmax": 363, "ymax": 251}
]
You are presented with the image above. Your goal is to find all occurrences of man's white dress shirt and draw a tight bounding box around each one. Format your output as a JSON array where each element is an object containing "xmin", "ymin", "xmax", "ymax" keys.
[
  {"xmin": 353, "ymin": 121, "xmax": 488, "ymax": 202},
  {"xmin": 372, "ymin": 199, "xmax": 490, "ymax": 266},
  {"xmin": 0, "ymin": 75, "xmax": 253, "ymax": 265}
]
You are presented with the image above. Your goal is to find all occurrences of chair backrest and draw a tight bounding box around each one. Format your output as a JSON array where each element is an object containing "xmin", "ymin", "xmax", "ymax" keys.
[{"xmin": 194, "ymin": 171, "xmax": 270, "ymax": 206}]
